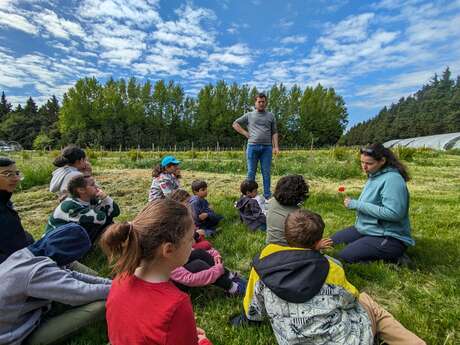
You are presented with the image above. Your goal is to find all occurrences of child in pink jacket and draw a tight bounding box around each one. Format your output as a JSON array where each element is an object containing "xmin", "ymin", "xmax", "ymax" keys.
[
  {"xmin": 169, "ymin": 190, "xmax": 246, "ymax": 296},
  {"xmin": 171, "ymin": 248, "xmax": 246, "ymax": 295}
]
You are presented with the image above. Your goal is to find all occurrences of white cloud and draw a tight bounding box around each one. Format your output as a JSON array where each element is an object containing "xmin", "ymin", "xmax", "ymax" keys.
[
  {"xmin": 280, "ymin": 35, "xmax": 307, "ymax": 44},
  {"xmin": 0, "ymin": 11, "xmax": 38, "ymax": 34},
  {"xmin": 152, "ymin": 4, "xmax": 216, "ymax": 49},
  {"xmin": 208, "ymin": 44, "xmax": 252, "ymax": 65},
  {"xmin": 271, "ymin": 47, "xmax": 294, "ymax": 56},
  {"xmin": 78, "ymin": 0, "xmax": 160, "ymax": 25},
  {"xmin": 33, "ymin": 9, "xmax": 85, "ymax": 39}
]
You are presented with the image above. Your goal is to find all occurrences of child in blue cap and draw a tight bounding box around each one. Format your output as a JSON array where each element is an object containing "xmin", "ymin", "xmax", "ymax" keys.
[{"xmin": 148, "ymin": 155, "xmax": 181, "ymax": 201}]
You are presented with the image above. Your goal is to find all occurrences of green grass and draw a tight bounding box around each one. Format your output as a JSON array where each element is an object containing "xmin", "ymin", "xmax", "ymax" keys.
[{"xmin": 9, "ymin": 149, "xmax": 460, "ymax": 345}]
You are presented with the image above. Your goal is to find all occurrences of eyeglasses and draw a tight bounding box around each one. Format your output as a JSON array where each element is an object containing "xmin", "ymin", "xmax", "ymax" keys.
[
  {"xmin": 0, "ymin": 170, "xmax": 23, "ymax": 180},
  {"xmin": 360, "ymin": 148, "xmax": 374, "ymax": 155}
]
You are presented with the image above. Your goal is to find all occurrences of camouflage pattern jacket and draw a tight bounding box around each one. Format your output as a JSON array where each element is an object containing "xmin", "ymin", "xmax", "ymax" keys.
[{"xmin": 45, "ymin": 196, "xmax": 120, "ymax": 243}]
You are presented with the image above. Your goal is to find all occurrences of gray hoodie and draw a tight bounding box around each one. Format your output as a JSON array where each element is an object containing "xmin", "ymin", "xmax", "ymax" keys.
[
  {"xmin": 0, "ymin": 249, "xmax": 111, "ymax": 345},
  {"xmin": 49, "ymin": 166, "xmax": 82, "ymax": 196}
]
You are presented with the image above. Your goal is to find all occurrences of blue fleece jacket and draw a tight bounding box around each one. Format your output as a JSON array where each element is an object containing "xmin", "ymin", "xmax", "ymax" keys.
[{"xmin": 348, "ymin": 167, "xmax": 414, "ymax": 246}]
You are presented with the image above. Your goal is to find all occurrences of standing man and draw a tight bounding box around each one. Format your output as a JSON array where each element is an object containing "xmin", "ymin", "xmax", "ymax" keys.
[{"xmin": 233, "ymin": 93, "xmax": 279, "ymax": 200}]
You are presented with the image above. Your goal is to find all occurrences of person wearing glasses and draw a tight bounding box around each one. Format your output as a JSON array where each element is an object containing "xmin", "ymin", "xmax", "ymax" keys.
[
  {"xmin": 331, "ymin": 144, "xmax": 414, "ymax": 264},
  {"xmin": 0, "ymin": 157, "xmax": 34, "ymax": 265}
]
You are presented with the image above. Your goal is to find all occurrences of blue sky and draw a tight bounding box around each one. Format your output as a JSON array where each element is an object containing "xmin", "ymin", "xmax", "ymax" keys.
[{"xmin": 1, "ymin": 0, "xmax": 460, "ymax": 127}]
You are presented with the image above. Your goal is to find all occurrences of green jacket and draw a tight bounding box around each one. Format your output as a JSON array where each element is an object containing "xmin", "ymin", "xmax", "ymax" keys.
[{"xmin": 45, "ymin": 196, "xmax": 120, "ymax": 243}]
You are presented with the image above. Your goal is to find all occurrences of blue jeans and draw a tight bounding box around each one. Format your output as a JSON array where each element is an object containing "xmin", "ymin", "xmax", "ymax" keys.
[
  {"xmin": 331, "ymin": 226, "xmax": 406, "ymax": 263},
  {"xmin": 246, "ymin": 144, "xmax": 272, "ymax": 199}
]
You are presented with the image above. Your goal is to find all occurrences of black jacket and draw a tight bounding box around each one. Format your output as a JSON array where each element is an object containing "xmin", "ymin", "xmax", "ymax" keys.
[
  {"xmin": 253, "ymin": 248, "xmax": 329, "ymax": 303},
  {"xmin": 0, "ymin": 190, "xmax": 34, "ymax": 264},
  {"xmin": 235, "ymin": 196, "xmax": 266, "ymax": 231}
]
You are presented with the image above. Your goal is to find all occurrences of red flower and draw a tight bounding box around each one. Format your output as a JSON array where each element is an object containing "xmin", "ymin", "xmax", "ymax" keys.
[{"xmin": 338, "ymin": 186, "xmax": 346, "ymax": 193}]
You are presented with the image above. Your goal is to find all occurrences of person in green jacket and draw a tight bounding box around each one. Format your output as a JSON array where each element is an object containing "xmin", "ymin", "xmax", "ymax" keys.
[{"xmin": 331, "ymin": 143, "xmax": 414, "ymax": 263}]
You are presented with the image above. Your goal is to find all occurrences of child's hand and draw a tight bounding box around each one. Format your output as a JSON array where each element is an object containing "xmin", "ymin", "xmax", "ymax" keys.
[
  {"xmin": 197, "ymin": 327, "xmax": 208, "ymax": 342},
  {"xmin": 344, "ymin": 197, "xmax": 351, "ymax": 208},
  {"xmin": 96, "ymin": 188, "xmax": 107, "ymax": 200},
  {"xmin": 214, "ymin": 255, "xmax": 222, "ymax": 265},
  {"xmin": 196, "ymin": 229, "xmax": 206, "ymax": 237},
  {"xmin": 198, "ymin": 212, "xmax": 208, "ymax": 220},
  {"xmin": 315, "ymin": 238, "xmax": 333, "ymax": 251}
]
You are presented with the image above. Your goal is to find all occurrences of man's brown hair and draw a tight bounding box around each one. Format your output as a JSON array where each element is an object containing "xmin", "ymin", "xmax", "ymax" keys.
[{"xmin": 285, "ymin": 209, "xmax": 325, "ymax": 249}]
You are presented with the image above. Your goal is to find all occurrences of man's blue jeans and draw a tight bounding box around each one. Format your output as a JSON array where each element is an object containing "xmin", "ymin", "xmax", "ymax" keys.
[{"xmin": 246, "ymin": 144, "xmax": 272, "ymax": 199}]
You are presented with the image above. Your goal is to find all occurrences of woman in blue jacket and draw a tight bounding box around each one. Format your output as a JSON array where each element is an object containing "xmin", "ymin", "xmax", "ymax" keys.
[{"xmin": 331, "ymin": 144, "xmax": 414, "ymax": 263}]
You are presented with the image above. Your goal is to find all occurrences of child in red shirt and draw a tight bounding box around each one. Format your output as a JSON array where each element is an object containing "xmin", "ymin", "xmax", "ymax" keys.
[{"xmin": 101, "ymin": 199, "xmax": 213, "ymax": 345}]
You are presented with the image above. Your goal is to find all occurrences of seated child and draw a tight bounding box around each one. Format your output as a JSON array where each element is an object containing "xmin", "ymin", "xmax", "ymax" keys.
[
  {"xmin": 49, "ymin": 145, "xmax": 89, "ymax": 201},
  {"xmin": 45, "ymin": 175, "xmax": 120, "ymax": 243},
  {"xmin": 189, "ymin": 180, "xmax": 223, "ymax": 237},
  {"xmin": 171, "ymin": 248, "xmax": 246, "ymax": 296},
  {"xmin": 101, "ymin": 199, "xmax": 213, "ymax": 345},
  {"xmin": 169, "ymin": 189, "xmax": 246, "ymax": 295},
  {"xmin": 240, "ymin": 209, "xmax": 426, "ymax": 345},
  {"xmin": 0, "ymin": 223, "xmax": 111, "ymax": 345},
  {"xmin": 266, "ymin": 174, "xmax": 309, "ymax": 245},
  {"xmin": 170, "ymin": 189, "xmax": 211, "ymax": 250},
  {"xmin": 235, "ymin": 180, "xmax": 266, "ymax": 231},
  {"xmin": 149, "ymin": 155, "xmax": 181, "ymax": 201}
]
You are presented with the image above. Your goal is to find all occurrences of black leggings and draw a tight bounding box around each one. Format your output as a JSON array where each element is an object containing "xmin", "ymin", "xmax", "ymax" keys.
[{"xmin": 178, "ymin": 249, "xmax": 232, "ymax": 291}]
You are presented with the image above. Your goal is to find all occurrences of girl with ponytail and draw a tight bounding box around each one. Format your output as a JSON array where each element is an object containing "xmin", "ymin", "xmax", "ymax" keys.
[
  {"xmin": 101, "ymin": 199, "xmax": 213, "ymax": 345},
  {"xmin": 331, "ymin": 143, "xmax": 415, "ymax": 264},
  {"xmin": 49, "ymin": 145, "xmax": 90, "ymax": 199}
]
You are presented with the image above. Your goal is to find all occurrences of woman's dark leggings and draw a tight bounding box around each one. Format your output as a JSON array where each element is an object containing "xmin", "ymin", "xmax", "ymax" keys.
[
  {"xmin": 178, "ymin": 249, "xmax": 232, "ymax": 290},
  {"xmin": 331, "ymin": 226, "xmax": 407, "ymax": 263}
]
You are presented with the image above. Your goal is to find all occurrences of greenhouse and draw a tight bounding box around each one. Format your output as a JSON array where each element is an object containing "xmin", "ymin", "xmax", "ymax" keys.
[{"xmin": 383, "ymin": 132, "xmax": 460, "ymax": 150}]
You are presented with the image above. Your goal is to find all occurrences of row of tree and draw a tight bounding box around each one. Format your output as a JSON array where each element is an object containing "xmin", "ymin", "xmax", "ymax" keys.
[
  {"xmin": 341, "ymin": 68, "xmax": 460, "ymax": 145},
  {"xmin": 0, "ymin": 78, "xmax": 348, "ymax": 149}
]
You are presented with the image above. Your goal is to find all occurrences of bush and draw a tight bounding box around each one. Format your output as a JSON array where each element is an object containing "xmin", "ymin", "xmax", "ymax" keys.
[
  {"xmin": 21, "ymin": 151, "xmax": 31, "ymax": 160},
  {"xmin": 330, "ymin": 146, "xmax": 350, "ymax": 161},
  {"xmin": 446, "ymin": 148, "xmax": 460, "ymax": 156},
  {"xmin": 394, "ymin": 147, "xmax": 417, "ymax": 162},
  {"xmin": 127, "ymin": 150, "xmax": 144, "ymax": 162},
  {"xmin": 32, "ymin": 133, "xmax": 53, "ymax": 150},
  {"xmin": 18, "ymin": 163, "xmax": 54, "ymax": 190}
]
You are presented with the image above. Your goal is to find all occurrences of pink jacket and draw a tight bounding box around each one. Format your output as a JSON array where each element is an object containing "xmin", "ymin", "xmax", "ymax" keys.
[{"xmin": 170, "ymin": 249, "xmax": 224, "ymax": 287}]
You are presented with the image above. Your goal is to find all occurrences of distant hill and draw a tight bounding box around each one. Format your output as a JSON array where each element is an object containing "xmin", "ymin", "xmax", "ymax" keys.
[{"xmin": 341, "ymin": 68, "xmax": 460, "ymax": 145}]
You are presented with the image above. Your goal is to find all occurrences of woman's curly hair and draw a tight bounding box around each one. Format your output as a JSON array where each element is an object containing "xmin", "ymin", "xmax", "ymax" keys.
[{"xmin": 273, "ymin": 175, "xmax": 309, "ymax": 206}]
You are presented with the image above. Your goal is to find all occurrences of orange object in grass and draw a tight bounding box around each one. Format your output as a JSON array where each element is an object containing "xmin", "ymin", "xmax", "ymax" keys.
[{"xmin": 338, "ymin": 186, "xmax": 346, "ymax": 193}]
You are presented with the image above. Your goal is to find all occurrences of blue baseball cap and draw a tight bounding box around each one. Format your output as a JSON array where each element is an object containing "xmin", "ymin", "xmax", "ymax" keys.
[{"xmin": 161, "ymin": 155, "xmax": 181, "ymax": 167}]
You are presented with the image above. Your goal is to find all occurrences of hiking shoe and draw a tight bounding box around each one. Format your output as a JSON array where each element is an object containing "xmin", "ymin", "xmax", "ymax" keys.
[
  {"xmin": 228, "ymin": 278, "xmax": 247, "ymax": 297},
  {"xmin": 396, "ymin": 253, "xmax": 413, "ymax": 268},
  {"xmin": 229, "ymin": 313, "xmax": 262, "ymax": 327}
]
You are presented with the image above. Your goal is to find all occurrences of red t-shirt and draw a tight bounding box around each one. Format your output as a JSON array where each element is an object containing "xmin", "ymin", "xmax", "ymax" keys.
[{"xmin": 107, "ymin": 275, "xmax": 203, "ymax": 345}]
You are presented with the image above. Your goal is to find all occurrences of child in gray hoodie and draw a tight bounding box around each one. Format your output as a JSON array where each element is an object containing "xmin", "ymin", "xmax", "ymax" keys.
[
  {"xmin": 49, "ymin": 145, "xmax": 90, "ymax": 200},
  {"xmin": 0, "ymin": 223, "xmax": 111, "ymax": 345}
]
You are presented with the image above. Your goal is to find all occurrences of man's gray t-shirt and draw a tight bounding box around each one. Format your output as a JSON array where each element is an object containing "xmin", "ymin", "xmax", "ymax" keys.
[{"xmin": 234, "ymin": 111, "xmax": 277, "ymax": 145}]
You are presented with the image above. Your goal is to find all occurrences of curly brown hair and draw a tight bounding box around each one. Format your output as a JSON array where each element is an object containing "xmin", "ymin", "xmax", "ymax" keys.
[{"xmin": 273, "ymin": 175, "xmax": 309, "ymax": 206}]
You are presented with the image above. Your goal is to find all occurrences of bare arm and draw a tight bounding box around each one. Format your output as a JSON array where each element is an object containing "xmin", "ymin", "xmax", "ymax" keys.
[
  {"xmin": 232, "ymin": 122, "xmax": 249, "ymax": 139},
  {"xmin": 272, "ymin": 133, "xmax": 279, "ymax": 154}
]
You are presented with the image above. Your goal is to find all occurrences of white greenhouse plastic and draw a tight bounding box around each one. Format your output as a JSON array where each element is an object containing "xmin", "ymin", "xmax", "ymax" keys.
[{"xmin": 383, "ymin": 132, "xmax": 460, "ymax": 150}]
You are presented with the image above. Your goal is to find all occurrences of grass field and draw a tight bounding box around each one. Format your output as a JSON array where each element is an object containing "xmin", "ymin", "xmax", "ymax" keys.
[{"xmin": 7, "ymin": 148, "xmax": 460, "ymax": 345}]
